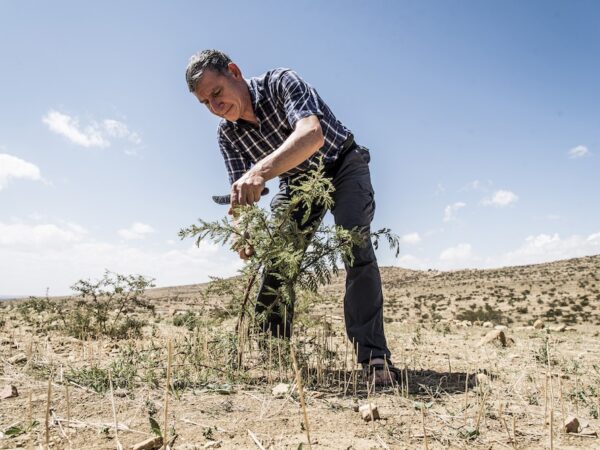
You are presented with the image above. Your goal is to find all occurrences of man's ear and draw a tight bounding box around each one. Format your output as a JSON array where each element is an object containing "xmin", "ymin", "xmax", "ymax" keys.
[{"xmin": 227, "ymin": 62, "xmax": 242, "ymax": 79}]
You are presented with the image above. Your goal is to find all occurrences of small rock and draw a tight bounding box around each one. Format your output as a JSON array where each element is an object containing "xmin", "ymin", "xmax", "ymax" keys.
[
  {"xmin": 494, "ymin": 325, "xmax": 507, "ymax": 331},
  {"xmin": 0, "ymin": 385, "xmax": 18, "ymax": 399},
  {"xmin": 272, "ymin": 383, "xmax": 290, "ymax": 398},
  {"xmin": 8, "ymin": 353, "xmax": 27, "ymax": 364},
  {"xmin": 482, "ymin": 321, "xmax": 493, "ymax": 328},
  {"xmin": 131, "ymin": 436, "xmax": 163, "ymax": 450},
  {"xmin": 551, "ymin": 324, "xmax": 567, "ymax": 332},
  {"xmin": 113, "ymin": 388, "xmax": 128, "ymax": 398},
  {"xmin": 564, "ymin": 415, "xmax": 580, "ymax": 433},
  {"xmin": 533, "ymin": 319, "xmax": 544, "ymax": 330},
  {"xmin": 204, "ymin": 442, "xmax": 221, "ymax": 449},
  {"xmin": 477, "ymin": 330, "xmax": 508, "ymax": 347},
  {"xmin": 359, "ymin": 403, "xmax": 380, "ymax": 421}
]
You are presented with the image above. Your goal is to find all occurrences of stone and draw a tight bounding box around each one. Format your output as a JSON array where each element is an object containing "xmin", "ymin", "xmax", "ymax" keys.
[
  {"xmin": 482, "ymin": 321, "xmax": 493, "ymax": 328},
  {"xmin": 533, "ymin": 319, "xmax": 544, "ymax": 330},
  {"xmin": 564, "ymin": 416, "xmax": 580, "ymax": 433},
  {"xmin": 551, "ymin": 324, "xmax": 567, "ymax": 332},
  {"xmin": 0, "ymin": 385, "xmax": 18, "ymax": 400},
  {"xmin": 8, "ymin": 353, "xmax": 27, "ymax": 364},
  {"xmin": 271, "ymin": 383, "xmax": 290, "ymax": 398},
  {"xmin": 477, "ymin": 330, "xmax": 508, "ymax": 347},
  {"xmin": 494, "ymin": 325, "xmax": 507, "ymax": 331},
  {"xmin": 113, "ymin": 388, "xmax": 128, "ymax": 398},
  {"xmin": 359, "ymin": 403, "xmax": 380, "ymax": 421},
  {"xmin": 131, "ymin": 436, "xmax": 163, "ymax": 450}
]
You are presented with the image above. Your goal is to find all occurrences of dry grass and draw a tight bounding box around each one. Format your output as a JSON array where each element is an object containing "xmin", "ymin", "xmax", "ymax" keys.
[{"xmin": 1, "ymin": 255, "xmax": 599, "ymax": 449}]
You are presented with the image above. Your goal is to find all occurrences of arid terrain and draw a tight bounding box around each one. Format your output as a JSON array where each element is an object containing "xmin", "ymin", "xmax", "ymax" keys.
[{"xmin": 1, "ymin": 255, "xmax": 600, "ymax": 449}]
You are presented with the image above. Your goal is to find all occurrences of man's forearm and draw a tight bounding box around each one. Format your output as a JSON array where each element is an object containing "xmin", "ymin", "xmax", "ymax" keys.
[{"xmin": 251, "ymin": 115, "xmax": 325, "ymax": 182}]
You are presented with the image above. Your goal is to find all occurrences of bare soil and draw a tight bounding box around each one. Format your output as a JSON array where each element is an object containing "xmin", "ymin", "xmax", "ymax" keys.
[{"xmin": 1, "ymin": 255, "xmax": 599, "ymax": 449}]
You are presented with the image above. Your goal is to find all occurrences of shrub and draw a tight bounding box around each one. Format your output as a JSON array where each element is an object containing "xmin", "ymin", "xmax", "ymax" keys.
[
  {"xmin": 456, "ymin": 303, "xmax": 504, "ymax": 323},
  {"xmin": 18, "ymin": 271, "xmax": 155, "ymax": 339}
]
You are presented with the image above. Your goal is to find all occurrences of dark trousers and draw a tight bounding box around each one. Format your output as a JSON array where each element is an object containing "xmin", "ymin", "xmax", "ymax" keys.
[{"xmin": 254, "ymin": 144, "xmax": 391, "ymax": 364}]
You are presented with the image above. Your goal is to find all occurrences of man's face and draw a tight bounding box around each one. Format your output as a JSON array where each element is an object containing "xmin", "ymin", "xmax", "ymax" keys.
[{"xmin": 193, "ymin": 64, "xmax": 246, "ymax": 122}]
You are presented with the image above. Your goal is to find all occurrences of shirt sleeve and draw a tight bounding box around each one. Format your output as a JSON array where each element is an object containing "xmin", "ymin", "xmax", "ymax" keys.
[
  {"xmin": 218, "ymin": 128, "xmax": 251, "ymax": 185},
  {"xmin": 272, "ymin": 69, "xmax": 324, "ymax": 129}
]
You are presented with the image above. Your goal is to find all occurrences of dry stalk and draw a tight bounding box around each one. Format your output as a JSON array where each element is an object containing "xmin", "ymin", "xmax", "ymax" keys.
[
  {"xmin": 512, "ymin": 415, "xmax": 517, "ymax": 448},
  {"xmin": 366, "ymin": 380, "xmax": 375, "ymax": 432},
  {"xmin": 277, "ymin": 325, "xmax": 282, "ymax": 382},
  {"xmin": 108, "ymin": 369, "xmax": 123, "ymax": 450},
  {"xmin": 498, "ymin": 402, "xmax": 515, "ymax": 448},
  {"xmin": 547, "ymin": 340, "xmax": 555, "ymax": 450},
  {"xmin": 51, "ymin": 410, "xmax": 72, "ymax": 448},
  {"xmin": 463, "ymin": 368, "xmax": 470, "ymax": 425},
  {"xmin": 162, "ymin": 339, "xmax": 173, "ymax": 450},
  {"xmin": 28, "ymin": 390, "xmax": 33, "ymax": 450},
  {"xmin": 268, "ymin": 335, "xmax": 273, "ymax": 385},
  {"xmin": 421, "ymin": 406, "xmax": 429, "ymax": 450},
  {"xmin": 65, "ymin": 383, "xmax": 71, "ymax": 425},
  {"xmin": 558, "ymin": 375, "xmax": 565, "ymax": 432},
  {"xmin": 405, "ymin": 364, "xmax": 410, "ymax": 398},
  {"xmin": 544, "ymin": 372, "xmax": 549, "ymax": 427},
  {"xmin": 248, "ymin": 429, "xmax": 266, "ymax": 450},
  {"xmin": 475, "ymin": 390, "xmax": 488, "ymax": 432},
  {"xmin": 352, "ymin": 339, "xmax": 358, "ymax": 397},
  {"xmin": 45, "ymin": 377, "xmax": 52, "ymax": 450},
  {"xmin": 290, "ymin": 342, "xmax": 312, "ymax": 449}
]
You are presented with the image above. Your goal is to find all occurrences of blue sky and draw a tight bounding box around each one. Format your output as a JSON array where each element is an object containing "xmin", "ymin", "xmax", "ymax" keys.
[{"xmin": 1, "ymin": 1, "xmax": 599, "ymax": 295}]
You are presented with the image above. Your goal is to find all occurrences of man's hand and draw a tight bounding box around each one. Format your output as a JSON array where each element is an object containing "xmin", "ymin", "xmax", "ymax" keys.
[
  {"xmin": 231, "ymin": 231, "xmax": 254, "ymax": 260},
  {"xmin": 228, "ymin": 171, "xmax": 266, "ymax": 215}
]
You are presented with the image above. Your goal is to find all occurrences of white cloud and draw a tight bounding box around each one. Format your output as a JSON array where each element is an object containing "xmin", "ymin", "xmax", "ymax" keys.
[
  {"xmin": 483, "ymin": 190, "xmax": 518, "ymax": 207},
  {"xmin": 0, "ymin": 153, "xmax": 42, "ymax": 190},
  {"xmin": 103, "ymin": 119, "xmax": 142, "ymax": 145},
  {"xmin": 118, "ymin": 222, "xmax": 155, "ymax": 240},
  {"xmin": 395, "ymin": 254, "xmax": 431, "ymax": 270},
  {"xmin": 42, "ymin": 110, "xmax": 142, "ymax": 150},
  {"xmin": 42, "ymin": 110, "xmax": 109, "ymax": 148},
  {"xmin": 501, "ymin": 232, "xmax": 600, "ymax": 267},
  {"xmin": 0, "ymin": 219, "xmax": 243, "ymax": 295},
  {"xmin": 0, "ymin": 220, "xmax": 87, "ymax": 248},
  {"xmin": 440, "ymin": 243, "xmax": 473, "ymax": 261},
  {"xmin": 401, "ymin": 232, "xmax": 421, "ymax": 245},
  {"xmin": 443, "ymin": 202, "xmax": 466, "ymax": 222},
  {"xmin": 568, "ymin": 145, "xmax": 590, "ymax": 159}
]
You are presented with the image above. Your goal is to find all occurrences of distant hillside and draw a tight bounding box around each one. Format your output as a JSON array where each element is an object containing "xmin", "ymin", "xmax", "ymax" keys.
[{"xmin": 142, "ymin": 254, "xmax": 600, "ymax": 326}]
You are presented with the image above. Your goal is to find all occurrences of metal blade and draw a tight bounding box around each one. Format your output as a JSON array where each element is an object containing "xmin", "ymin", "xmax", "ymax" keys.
[{"xmin": 212, "ymin": 187, "xmax": 269, "ymax": 205}]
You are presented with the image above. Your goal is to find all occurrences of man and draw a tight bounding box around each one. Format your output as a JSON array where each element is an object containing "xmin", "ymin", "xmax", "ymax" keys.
[{"xmin": 185, "ymin": 49, "xmax": 398, "ymax": 384}]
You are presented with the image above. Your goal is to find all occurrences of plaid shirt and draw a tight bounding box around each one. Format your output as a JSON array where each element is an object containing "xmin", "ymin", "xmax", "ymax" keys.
[{"xmin": 217, "ymin": 68, "xmax": 352, "ymax": 185}]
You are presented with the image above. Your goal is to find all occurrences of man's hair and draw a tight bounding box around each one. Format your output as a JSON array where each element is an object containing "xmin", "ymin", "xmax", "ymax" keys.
[{"xmin": 185, "ymin": 49, "xmax": 232, "ymax": 92}]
